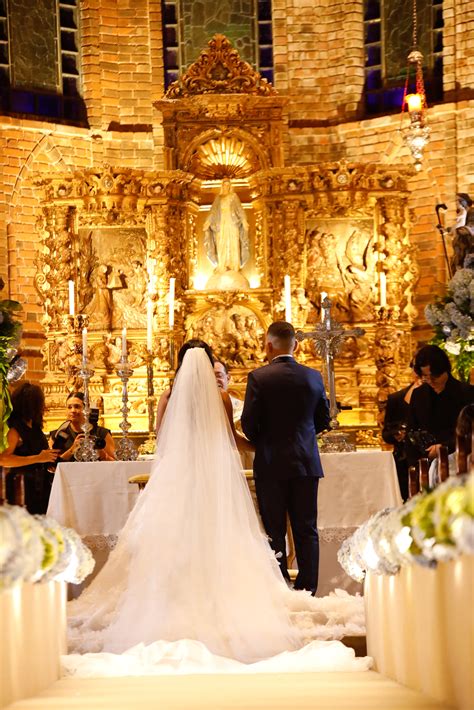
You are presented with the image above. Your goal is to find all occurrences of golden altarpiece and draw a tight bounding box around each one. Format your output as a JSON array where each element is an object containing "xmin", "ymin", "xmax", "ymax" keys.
[{"xmin": 34, "ymin": 35, "xmax": 418, "ymax": 442}]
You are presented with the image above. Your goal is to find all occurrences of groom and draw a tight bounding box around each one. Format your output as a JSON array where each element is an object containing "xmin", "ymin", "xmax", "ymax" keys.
[{"xmin": 241, "ymin": 321, "xmax": 330, "ymax": 595}]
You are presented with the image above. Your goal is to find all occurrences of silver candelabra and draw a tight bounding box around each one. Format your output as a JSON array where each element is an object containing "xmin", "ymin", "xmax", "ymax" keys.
[
  {"xmin": 74, "ymin": 355, "xmax": 99, "ymax": 462},
  {"xmin": 115, "ymin": 354, "xmax": 138, "ymax": 461},
  {"xmin": 138, "ymin": 351, "xmax": 157, "ymax": 456}
]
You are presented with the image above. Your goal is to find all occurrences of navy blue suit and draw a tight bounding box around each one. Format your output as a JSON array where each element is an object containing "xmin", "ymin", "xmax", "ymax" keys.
[{"xmin": 241, "ymin": 356, "xmax": 330, "ymax": 594}]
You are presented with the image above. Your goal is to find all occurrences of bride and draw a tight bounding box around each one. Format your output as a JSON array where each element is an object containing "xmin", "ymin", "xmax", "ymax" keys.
[{"xmin": 66, "ymin": 340, "xmax": 370, "ymax": 675}]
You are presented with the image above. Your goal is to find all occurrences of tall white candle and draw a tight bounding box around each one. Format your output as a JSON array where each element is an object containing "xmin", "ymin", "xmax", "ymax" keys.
[
  {"xmin": 68, "ymin": 280, "xmax": 75, "ymax": 317},
  {"xmin": 122, "ymin": 327, "xmax": 127, "ymax": 357},
  {"xmin": 284, "ymin": 275, "xmax": 291, "ymax": 323},
  {"xmin": 168, "ymin": 277, "xmax": 176, "ymax": 329},
  {"xmin": 82, "ymin": 327, "xmax": 88, "ymax": 359},
  {"xmin": 379, "ymin": 272, "xmax": 387, "ymax": 308},
  {"xmin": 147, "ymin": 299, "xmax": 153, "ymax": 351},
  {"xmin": 320, "ymin": 291, "xmax": 328, "ymax": 322}
]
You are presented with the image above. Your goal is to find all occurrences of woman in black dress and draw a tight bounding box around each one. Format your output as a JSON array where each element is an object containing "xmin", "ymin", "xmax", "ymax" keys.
[
  {"xmin": 49, "ymin": 392, "xmax": 115, "ymax": 462},
  {"xmin": 0, "ymin": 382, "xmax": 59, "ymax": 513}
]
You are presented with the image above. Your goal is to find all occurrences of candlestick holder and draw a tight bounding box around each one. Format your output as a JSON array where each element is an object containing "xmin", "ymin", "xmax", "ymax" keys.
[
  {"xmin": 115, "ymin": 355, "xmax": 138, "ymax": 461},
  {"xmin": 138, "ymin": 351, "xmax": 157, "ymax": 456},
  {"xmin": 74, "ymin": 356, "xmax": 99, "ymax": 462}
]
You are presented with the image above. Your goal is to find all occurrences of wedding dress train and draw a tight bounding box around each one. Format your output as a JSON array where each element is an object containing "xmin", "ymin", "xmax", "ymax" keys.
[{"xmin": 66, "ymin": 348, "xmax": 370, "ymax": 676}]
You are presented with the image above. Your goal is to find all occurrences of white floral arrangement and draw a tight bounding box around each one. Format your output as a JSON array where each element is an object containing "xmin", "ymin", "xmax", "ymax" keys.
[
  {"xmin": 0, "ymin": 505, "xmax": 95, "ymax": 591},
  {"xmin": 424, "ymin": 263, "xmax": 474, "ymax": 381},
  {"xmin": 338, "ymin": 474, "xmax": 474, "ymax": 581}
]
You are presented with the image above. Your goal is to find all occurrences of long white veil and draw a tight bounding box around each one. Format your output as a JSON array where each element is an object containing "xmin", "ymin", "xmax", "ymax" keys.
[
  {"xmin": 69, "ymin": 348, "xmax": 299, "ymax": 659},
  {"xmin": 67, "ymin": 347, "xmax": 369, "ymax": 673}
]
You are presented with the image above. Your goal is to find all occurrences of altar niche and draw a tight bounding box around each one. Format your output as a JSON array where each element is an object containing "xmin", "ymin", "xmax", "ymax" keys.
[{"xmin": 33, "ymin": 35, "xmax": 420, "ymax": 443}]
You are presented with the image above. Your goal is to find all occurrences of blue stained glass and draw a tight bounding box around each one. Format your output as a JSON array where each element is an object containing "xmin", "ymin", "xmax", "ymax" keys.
[
  {"xmin": 164, "ymin": 4, "xmax": 176, "ymax": 24},
  {"xmin": 259, "ymin": 22, "xmax": 272, "ymax": 45},
  {"xmin": 365, "ymin": 23, "xmax": 381, "ymax": 43},
  {"xmin": 260, "ymin": 68, "xmax": 273, "ymax": 83},
  {"xmin": 364, "ymin": 0, "xmax": 381, "ymax": 21},
  {"xmin": 258, "ymin": 1, "xmax": 272, "ymax": 21},
  {"xmin": 366, "ymin": 69, "xmax": 382, "ymax": 90},
  {"xmin": 11, "ymin": 90, "xmax": 35, "ymax": 113},
  {"xmin": 366, "ymin": 92, "xmax": 383, "ymax": 112},
  {"xmin": 365, "ymin": 46, "xmax": 381, "ymax": 66},
  {"xmin": 37, "ymin": 93, "xmax": 61, "ymax": 117},
  {"xmin": 259, "ymin": 46, "xmax": 273, "ymax": 67}
]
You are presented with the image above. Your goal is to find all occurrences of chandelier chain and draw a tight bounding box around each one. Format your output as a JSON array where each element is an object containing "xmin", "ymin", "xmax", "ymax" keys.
[{"xmin": 412, "ymin": 0, "xmax": 418, "ymax": 48}]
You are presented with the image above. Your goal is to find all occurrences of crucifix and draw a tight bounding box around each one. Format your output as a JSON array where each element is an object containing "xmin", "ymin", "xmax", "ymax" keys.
[{"xmin": 296, "ymin": 296, "xmax": 365, "ymax": 452}]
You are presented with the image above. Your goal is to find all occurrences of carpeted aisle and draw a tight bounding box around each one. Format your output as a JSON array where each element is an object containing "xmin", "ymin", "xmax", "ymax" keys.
[{"xmin": 5, "ymin": 671, "xmax": 453, "ymax": 709}]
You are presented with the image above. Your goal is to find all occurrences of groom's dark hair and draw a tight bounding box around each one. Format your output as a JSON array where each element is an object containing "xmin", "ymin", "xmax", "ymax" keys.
[{"xmin": 267, "ymin": 321, "xmax": 295, "ymax": 347}]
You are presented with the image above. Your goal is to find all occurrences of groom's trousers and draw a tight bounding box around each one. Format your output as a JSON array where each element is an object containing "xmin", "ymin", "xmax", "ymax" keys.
[{"xmin": 254, "ymin": 476, "xmax": 319, "ymax": 595}]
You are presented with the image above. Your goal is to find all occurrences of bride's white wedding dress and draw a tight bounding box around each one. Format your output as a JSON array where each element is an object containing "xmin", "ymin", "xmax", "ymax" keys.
[{"xmin": 66, "ymin": 348, "xmax": 370, "ymax": 676}]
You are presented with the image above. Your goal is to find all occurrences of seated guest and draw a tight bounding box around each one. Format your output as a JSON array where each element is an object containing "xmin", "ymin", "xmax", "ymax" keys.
[
  {"xmin": 382, "ymin": 361, "xmax": 422, "ymax": 501},
  {"xmin": 0, "ymin": 382, "xmax": 59, "ymax": 513},
  {"xmin": 455, "ymin": 402, "xmax": 474, "ymax": 473},
  {"xmin": 407, "ymin": 345, "xmax": 474, "ymax": 466},
  {"xmin": 49, "ymin": 392, "xmax": 115, "ymax": 461}
]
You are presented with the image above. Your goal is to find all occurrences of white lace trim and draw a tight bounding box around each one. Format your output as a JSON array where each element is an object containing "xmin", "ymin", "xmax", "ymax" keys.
[
  {"xmin": 319, "ymin": 527, "xmax": 358, "ymax": 544},
  {"xmin": 82, "ymin": 534, "xmax": 118, "ymax": 550}
]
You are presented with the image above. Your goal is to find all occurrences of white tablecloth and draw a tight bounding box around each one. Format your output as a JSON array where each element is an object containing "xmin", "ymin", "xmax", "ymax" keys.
[{"xmin": 48, "ymin": 451, "xmax": 401, "ymax": 596}]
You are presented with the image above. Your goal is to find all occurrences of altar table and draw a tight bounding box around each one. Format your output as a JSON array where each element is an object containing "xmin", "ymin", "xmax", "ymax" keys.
[{"xmin": 48, "ymin": 451, "xmax": 400, "ymax": 596}]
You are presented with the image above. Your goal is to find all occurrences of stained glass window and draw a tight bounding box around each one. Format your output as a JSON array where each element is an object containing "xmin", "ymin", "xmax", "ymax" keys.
[
  {"xmin": 0, "ymin": 0, "xmax": 85, "ymax": 124},
  {"xmin": 364, "ymin": 0, "xmax": 443, "ymax": 115},
  {"xmin": 162, "ymin": 0, "xmax": 274, "ymax": 89}
]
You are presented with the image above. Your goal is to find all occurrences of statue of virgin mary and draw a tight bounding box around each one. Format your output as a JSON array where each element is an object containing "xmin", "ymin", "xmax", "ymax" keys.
[{"xmin": 204, "ymin": 179, "xmax": 250, "ymax": 289}]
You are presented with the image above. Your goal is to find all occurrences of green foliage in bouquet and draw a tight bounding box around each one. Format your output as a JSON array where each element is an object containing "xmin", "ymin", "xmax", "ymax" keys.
[
  {"xmin": 0, "ymin": 292, "xmax": 23, "ymax": 452},
  {"xmin": 424, "ymin": 265, "xmax": 474, "ymax": 382}
]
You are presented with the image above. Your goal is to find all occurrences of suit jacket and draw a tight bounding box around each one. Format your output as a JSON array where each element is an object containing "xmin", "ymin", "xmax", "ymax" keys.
[{"xmin": 241, "ymin": 357, "xmax": 330, "ymax": 480}]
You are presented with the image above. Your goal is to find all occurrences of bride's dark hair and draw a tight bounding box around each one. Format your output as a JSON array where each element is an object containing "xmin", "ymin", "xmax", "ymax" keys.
[{"xmin": 175, "ymin": 339, "xmax": 214, "ymax": 374}]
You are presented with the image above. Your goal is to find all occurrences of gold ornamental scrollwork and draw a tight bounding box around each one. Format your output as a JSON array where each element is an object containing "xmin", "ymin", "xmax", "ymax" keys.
[{"xmin": 164, "ymin": 34, "xmax": 277, "ymax": 99}]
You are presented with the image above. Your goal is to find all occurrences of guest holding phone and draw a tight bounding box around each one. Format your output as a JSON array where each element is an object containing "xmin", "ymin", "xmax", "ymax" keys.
[{"xmin": 49, "ymin": 392, "xmax": 115, "ymax": 462}]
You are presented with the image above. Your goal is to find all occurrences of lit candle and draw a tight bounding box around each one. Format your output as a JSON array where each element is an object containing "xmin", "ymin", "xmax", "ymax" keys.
[
  {"xmin": 68, "ymin": 280, "xmax": 75, "ymax": 317},
  {"xmin": 284, "ymin": 275, "xmax": 291, "ymax": 323},
  {"xmin": 406, "ymin": 93, "xmax": 422, "ymax": 113},
  {"xmin": 168, "ymin": 277, "xmax": 176, "ymax": 329},
  {"xmin": 320, "ymin": 291, "xmax": 328, "ymax": 322},
  {"xmin": 82, "ymin": 327, "xmax": 88, "ymax": 359},
  {"xmin": 379, "ymin": 272, "xmax": 387, "ymax": 308},
  {"xmin": 121, "ymin": 327, "xmax": 127, "ymax": 357},
  {"xmin": 147, "ymin": 299, "xmax": 153, "ymax": 351}
]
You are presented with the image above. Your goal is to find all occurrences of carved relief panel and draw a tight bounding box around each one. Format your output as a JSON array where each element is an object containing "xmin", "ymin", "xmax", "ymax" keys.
[{"xmin": 305, "ymin": 218, "xmax": 377, "ymax": 322}]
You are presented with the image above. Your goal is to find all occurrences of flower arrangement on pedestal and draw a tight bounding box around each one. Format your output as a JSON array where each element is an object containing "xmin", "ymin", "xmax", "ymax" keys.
[
  {"xmin": 338, "ymin": 474, "xmax": 473, "ymax": 581},
  {"xmin": 0, "ymin": 278, "xmax": 25, "ymax": 451},
  {"xmin": 0, "ymin": 505, "xmax": 95, "ymax": 590},
  {"xmin": 424, "ymin": 260, "xmax": 474, "ymax": 382}
]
